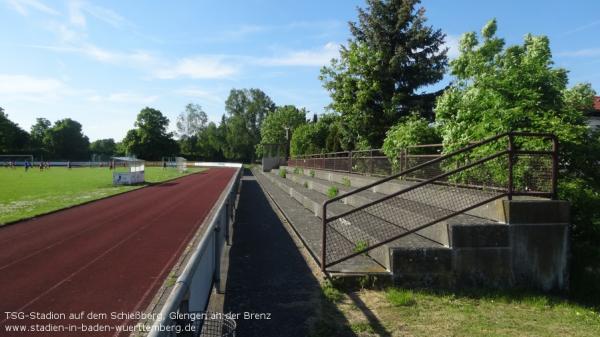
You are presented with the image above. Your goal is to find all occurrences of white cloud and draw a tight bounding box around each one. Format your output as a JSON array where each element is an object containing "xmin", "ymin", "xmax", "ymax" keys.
[
  {"xmin": 445, "ymin": 34, "xmax": 461, "ymax": 59},
  {"xmin": 67, "ymin": 0, "xmax": 127, "ymax": 29},
  {"xmin": 175, "ymin": 87, "xmax": 224, "ymax": 104},
  {"xmin": 258, "ymin": 42, "xmax": 340, "ymax": 67},
  {"xmin": 89, "ymin": 92, "xmax": 158, "ymax": 104},
  {"xmin": 560, "ymin": 20, "xmax": 600, "ymax": 37},
  {"xmin": 68, "ymin": 0, "xmax": 86, "ymax": 27},
  {"xmin": 155, "ymin": 56, "xmax": 238, "ymax": 79},
  {"xmin": 0, "ymin": 74, "xmax": 65, "ymax": 97},
  {"xmin": 557, "ymin": 48, "xmax": 600, "ymax": 58},
  {"xmin": 5, "ymin": 0, "xmax": 59, "ymax": 16}
]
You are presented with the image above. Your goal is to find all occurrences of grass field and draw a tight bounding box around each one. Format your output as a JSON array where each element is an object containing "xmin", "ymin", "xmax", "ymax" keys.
[
  {"xmin": 313, "ymin": 285, "xmax": 600, "ymax": 337},
  {"xmin": 0, "ymin": 166, "xmax": 207, "ymax": 225}
]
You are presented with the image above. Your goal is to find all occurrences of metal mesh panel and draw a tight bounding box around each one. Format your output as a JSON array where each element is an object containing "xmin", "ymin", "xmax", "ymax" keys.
[
  {"xmin": 191, "ymin": 312, "xmax": 236, "ymax": 337},
  {"xmin": 320, "ymin": 133, "xmax": 557, "ymax": 269},
  {"xmin": 324, "ymin": 154, "xmax": 508, "ymax": 265},
  {"xmin": 513, "ymin": 154, "xmax": 554, "ymax": 193}
]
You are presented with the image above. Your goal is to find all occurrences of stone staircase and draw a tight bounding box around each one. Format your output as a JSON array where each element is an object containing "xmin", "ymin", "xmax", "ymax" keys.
[{"xmin": 253, "ymin": 166, "xmax": 524, "ymax": 287}]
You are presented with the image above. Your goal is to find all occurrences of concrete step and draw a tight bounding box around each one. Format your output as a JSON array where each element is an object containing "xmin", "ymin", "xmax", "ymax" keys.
[
  {"xmin": 252, "ymin": 168, "xmax": 389, "ymax": 275},
  {"xmin": 263, "ymin": 170, "xmax": 442, "ymax": 269},
  {"xmin": 281, "ymin": 166, "xmax": 508, "ymax": 223},
  {"xmin": 277, "ymin": 168, "xmax": 499, "ymax": 247}
]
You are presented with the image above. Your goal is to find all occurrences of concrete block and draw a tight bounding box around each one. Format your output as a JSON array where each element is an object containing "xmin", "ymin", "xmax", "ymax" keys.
[
  {"xmin": 451, "ymin": 224, "xmax": 509, "ymax": 248},
  {"xmin": 453, "ymin": 247, "xmax": 513, "ymax": 288},
  {"xmin": 510, "ymin": 223, "xmax": 569, "ymax": 291},
  {"xmin": 391, "ymin": 247, "xmax": 452, "ymax": 274},
  {"xmin": 503, "ymin": 200, "xmax": 570, "ymax": 224}
]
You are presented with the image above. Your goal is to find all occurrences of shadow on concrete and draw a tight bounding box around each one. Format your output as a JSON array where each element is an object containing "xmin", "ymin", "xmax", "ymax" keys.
[{"xmin": 223, "ymin": 169, "xmax": 357, "ymax": 337}]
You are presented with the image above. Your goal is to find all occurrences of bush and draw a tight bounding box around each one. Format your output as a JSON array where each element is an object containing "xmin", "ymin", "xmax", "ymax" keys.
[
  {"xmin": 382, "ymin": 113, "xmax": 441, "ymax": 168},
  {"xmin": 342, "ymin": 177, "xmax": 351, "ymax": 187},
  {"xmin": 279, "ymin": 169, "xmax": 287, "ymax": 178}
]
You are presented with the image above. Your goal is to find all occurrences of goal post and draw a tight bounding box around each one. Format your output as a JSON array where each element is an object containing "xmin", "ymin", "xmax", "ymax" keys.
[
  {"xmin": 175, "ymin": 157, "xmax": 187, "ymax": 173},
  {"xmin": 161, "ymin": 156, "xmax": 187, "ymax": 172},
  {"xmin": 111, "ymin": 156, "xmax": 145, "ymax": 185},
  {"xmin": 0, "ymin": 154, "xmax": 34, "ymax": 167}
]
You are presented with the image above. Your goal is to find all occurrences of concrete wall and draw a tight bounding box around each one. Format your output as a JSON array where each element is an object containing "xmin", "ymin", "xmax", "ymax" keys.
[{"xmin": 397, "ymin": 200, "xmax": 570, "ymax": 291}]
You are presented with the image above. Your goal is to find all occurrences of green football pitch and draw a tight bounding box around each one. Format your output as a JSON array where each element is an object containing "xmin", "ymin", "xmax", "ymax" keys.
[{"xmin": 0, "ymin": 166, "xmax": 207, "ymax": 225}]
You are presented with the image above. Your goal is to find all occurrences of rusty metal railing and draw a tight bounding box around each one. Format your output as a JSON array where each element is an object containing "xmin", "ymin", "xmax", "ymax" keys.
[
  {"xmin": 288, "ymin": 144, "xmax": 443, "ymax": 177},
  {"xmin": 313, "ymin": 132, "xmax": 558, "ymax": 271}
]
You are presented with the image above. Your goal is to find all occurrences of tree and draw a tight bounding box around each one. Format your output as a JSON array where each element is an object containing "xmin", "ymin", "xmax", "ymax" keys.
[
  {"xmin": 30, "ymin": 118, "xmax": 51, "ymax": 149},
  {"xmin": 176, "ymin": 103, "xmax": 208, "ymax": 138},
  {"xmin": 122, "ymin": 107, "xmax": 179, "ymax": 160},
  {"xmin": 321, "ymin": 0, "xmax": 447, "ymax": 148},
  {"xmin": 176, "ymin": 103, "xmax": 208, "ymax": 158},
  {"xmin": 196, "ymin": 122, "xmax": 224, "ymax": 161},
  {"xmin": 290, "ymin": 113, "xmax": 344, "ymax": 156},
  {"xmin": 382, "ymin": 113, "xmax": 441, "ymax": 167},
  {"xmin": 45, "ymin": 118, "xmax": 90, "ymax": 160},
  {"xmin": 90, "ymin": 138, "xmax": 117, "ymax": 158},
  {"xmin": 222, "ymin": 88, "xmax": 276, "ymax": 162},
  {"xmin": 258, "ymin": 105, "xmax": 307, "ymax": 157},
  {"xmin": 0, "ymin": 108, "xmax": 30, "ymax": 154},
  {"xmin": 434, "ymin": 19, "xmax": 600, "ymax": 300}
]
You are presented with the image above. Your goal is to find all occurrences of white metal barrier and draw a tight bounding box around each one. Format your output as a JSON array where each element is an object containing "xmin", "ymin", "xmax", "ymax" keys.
[{"xmin": 147, "ymin": 167, "xmax": 242, "ymax": 337}]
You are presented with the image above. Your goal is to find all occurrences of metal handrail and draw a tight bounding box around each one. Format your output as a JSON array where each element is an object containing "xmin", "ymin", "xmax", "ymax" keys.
[{"xmin": 318, "ymin": 131, "xmax": 559, "ymax": 271}]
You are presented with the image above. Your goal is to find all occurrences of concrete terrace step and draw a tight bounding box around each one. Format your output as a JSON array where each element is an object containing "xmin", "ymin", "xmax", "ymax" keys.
[
  {"xmin": 263, "ymin": 170, "xmax": 442, "ymax": 269},
  {"xmin": 281, "ymin": 166, "xmax": 507, "ymax": 223},
  {"xmin": 252, "ymin": 168, "xmax": 388, "ymax": 275},
  {"xmin": 276, "ymin": 168, "xmax": 498, "ymax": 247}
]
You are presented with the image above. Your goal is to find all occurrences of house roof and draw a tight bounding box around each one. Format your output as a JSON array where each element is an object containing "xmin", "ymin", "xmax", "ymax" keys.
[{"xmin": 594, "ymin": 96, "xmax": 600, "ymax": 111}]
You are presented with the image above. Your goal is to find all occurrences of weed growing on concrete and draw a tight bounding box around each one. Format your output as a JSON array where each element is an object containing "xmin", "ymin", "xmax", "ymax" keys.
[
  {"xmin": 303, "ymin": 181, "xmax": 309, "ymax": 189},
  {"xmin": 310, "ymin": 170, "xmax": 315, "ymax": 178},
  {"xmin": 354, "ymin": 240, "xmax": 368, "ymax": 254},
  {"xmin": 293, "ymin": 167, "xmax": 301, "ymax": 174},
  {"xmin": 386, "ymin": 288, "xmax": 417, "ymax": 307},
  {"xmin": 327, "ymin": 186, "xmax": 339, "ymax": 198},
  {"xmin": 279, "ymin": 169, "xmax": 287, "ymax": 178},
  {"xmin": 165, "ymin": 272, "xmax": 177, "ymax": 287},
  {"xmin": 342, "ymin": 177, "xmax": 351, "ymax": 187}
]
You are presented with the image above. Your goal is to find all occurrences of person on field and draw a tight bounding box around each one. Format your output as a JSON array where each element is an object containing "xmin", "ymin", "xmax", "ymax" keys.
[
  {"xmin": 39, "ymin": 161, "xmax": 44, "ymax": 171},
  {"xmin": 67, "ymin": 161, "xmax": 71, "ymax": 169},
  {"xmin": 24, "ymin": 161, "xmax": 30, "ymax": 172},
  {"xmin": 163, "ymin": 161, "xmax": 167, "ymax": 170}
]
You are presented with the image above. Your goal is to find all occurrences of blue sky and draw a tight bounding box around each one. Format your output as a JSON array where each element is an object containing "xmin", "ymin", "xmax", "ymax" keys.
[{"xmin": 1, "ymin": 0, "xmax": 600, "ymax": 141}]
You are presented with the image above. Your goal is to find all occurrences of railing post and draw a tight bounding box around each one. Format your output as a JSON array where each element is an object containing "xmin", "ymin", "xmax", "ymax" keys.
[
  {"xmin": 321, "ymin": 203, "xmax": 327, "ymax": 272},
  {"xmin": 507, "ymin": 133, "xmax": 514, "ymax": 200},
  {"xmin": 552, "ymin": 136, "xmax": 559, "ymax": 200},
  {"xmin": 349, "ymin": 151, "xmax": 353, "ymax": 173},
  {"xmin": 369, "ymin": 150, "xmax": 374, "ymax": 175}
]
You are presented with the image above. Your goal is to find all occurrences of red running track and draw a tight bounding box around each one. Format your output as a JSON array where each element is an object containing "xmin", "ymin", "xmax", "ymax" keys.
[{"xmin": 0, "ymin": 168, "xmax": 235, "ymax": 336}]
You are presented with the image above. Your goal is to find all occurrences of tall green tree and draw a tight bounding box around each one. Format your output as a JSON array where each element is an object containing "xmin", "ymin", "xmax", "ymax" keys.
[
  {"xmin": 90, "ymin": 138, "xmax": 117, "ymax": 158},
  {"xmin": 321, "ymin": 0, "xmax": 448, "ymax": 148},
  {"xmin": 0, "ymin": 108, "xmax": 30, "ymax": 154},
  {"xmin": 122, "ymin": 107, "xmax": 179, "ymax": 160},
  {"xmin": 45, "ymin": 118, "xmax": 89, "ymax": 160},
  {"xmin": 222, "ymin": 88, "xmax": 276, "ymax": 162},
  {"xmin": 435, "ymin": 19, "xmax": 600, "ymax": 301},
  {"xmin": 30, "ymin": 118, "xmax": 51, "ymax": 150},
  {"xmin": 290, "ymin": 113, "xmax": 344, "ymax": 156},
  {"xmin": 258, "ymin": 105, "xmax": 307, "ymax": 157},
  {"xmin": 196, "ymin": 122, "xmax": 224, "ymax": 161},
  {"xmin": 176, "ymin": 103, "xmax": 209, "ymax": 158}
]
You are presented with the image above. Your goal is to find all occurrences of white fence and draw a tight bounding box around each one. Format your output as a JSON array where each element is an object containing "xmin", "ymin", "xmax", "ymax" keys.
[{"xmin": 147, "ymin": 166, "xmax": 242, "ymax": 337}]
